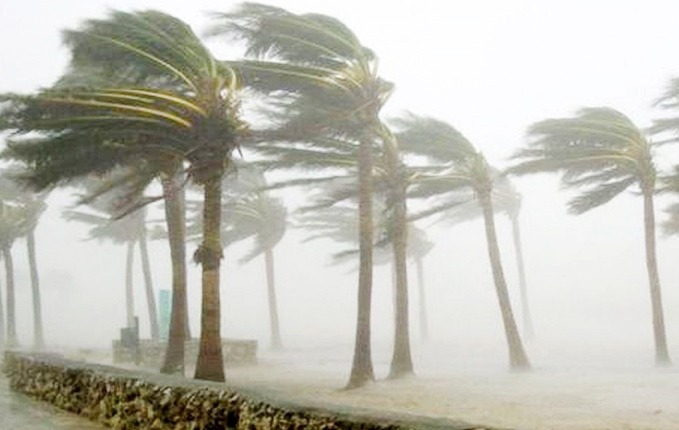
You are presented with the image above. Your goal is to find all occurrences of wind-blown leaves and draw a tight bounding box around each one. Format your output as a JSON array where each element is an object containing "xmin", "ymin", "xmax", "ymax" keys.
[
  {"xmin": 509, "ymin": 107, "xmax": 653, "ymax": 213},
  {"xmin": 62, "ymin": 10, "xmax": 224, "ymax": 92},
  {"xmin": 208, "ymin": 3, "xmax": 366, "ymax": 71}
]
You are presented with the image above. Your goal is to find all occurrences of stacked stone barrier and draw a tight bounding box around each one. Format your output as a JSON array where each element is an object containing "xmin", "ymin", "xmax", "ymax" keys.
[{"xmin": 3, "ymin": 351, "xmax": 494, "ymax": 430}]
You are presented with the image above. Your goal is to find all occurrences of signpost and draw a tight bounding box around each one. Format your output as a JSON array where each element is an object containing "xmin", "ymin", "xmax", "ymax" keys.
[{"xmin": 158, "ymin": 289, "xmax": 171, "ymax": 341}]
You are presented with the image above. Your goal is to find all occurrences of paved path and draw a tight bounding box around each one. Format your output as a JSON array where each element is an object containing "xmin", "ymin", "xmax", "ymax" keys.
[{"xmin": 0, "ymin": 375, "xmax": 103, "ymax": 430}]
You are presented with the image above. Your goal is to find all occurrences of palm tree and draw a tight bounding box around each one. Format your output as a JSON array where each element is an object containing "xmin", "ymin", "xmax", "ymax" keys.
[
  {"xmin": 227, "ymin": 175, "xmax": 287, "ymax": 350},
  {"xmin": 510, "ymin": 107, "xmax": 670, "ymax": 366},
  {"xmin": 408, "ymin": 226, "xmax": 434, "ymax": 342},
  {"xmin": 210, "ymin": 3, "xmax": 398, "ymax": 387},
  {"xmin": 0, "ymin": 200, "xmax": 24, "ymax": 347},
  {"xmin": 499, "ymin": 184, "xmax": 535, "ymax": 340},
  {"xmin": 0, "ymin": 167, "xmax": 49, "ymax": 349},
  {"xmin": 0, "ymin": 173, "xmax": 34, "ymax": 348},
  {"xmin": 20, "ymin": 191, "xmax": 47, "ymax": 349},
  {"xmin": 394, "ymin": 113, "xmax": 531, "ymax": 370},
  {"xmin": 0, "ymin": 265, "xmax": 4, "ymax": 349},
  {"xmin": 64, "ymin": 186, "xmax": 159, "ymax": 340},
  {"xmin": 82, "ymin": 164, "xmax": 192, "ymax": 374},
  {"xmin": 186, "ymin": 167, "xmax": 288, "ymax": 349},
  {"xmin": 412, "ymin": 171, "xmax": 535, "ymax": 339},
  {"xmin": 1, "ymin": 10, "xmax": 246, "ymax": 381}
]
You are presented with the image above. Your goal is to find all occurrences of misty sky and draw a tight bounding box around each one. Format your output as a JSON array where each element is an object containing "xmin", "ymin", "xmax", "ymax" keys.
[{"xmin": 2, "ymin": 0, "xmax": 679, "ymax": 370}]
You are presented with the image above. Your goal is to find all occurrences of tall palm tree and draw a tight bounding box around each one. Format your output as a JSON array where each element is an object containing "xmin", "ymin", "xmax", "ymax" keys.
[
  {"xmin": 210, "ymin": 3, "xmax": 398, "ymax": 387},
  {"xmin": 394, "ymin": 113, "xmax": 531, "ymax": 370},
  {"xmin": 81, "ymin": 163, "xmax": 192, "ymax": 374},
  {"xmin": 0, "ymin": 168, "xmax": 48, "ymax": 349},
  {"xmin": 510, "ymin": 107, "xmax": 670, "ymax": 366},
  {"xmin": 412, "ymin": 171, "xmax": 535, "ymax": 339},
  {"xmin": 1, "ymin": 10, "xmax": 246, "ymax": 381},
  {"xmin": 0, "ymin": 200, "xmax": 24, "ymax": 347},
  {"xmin": 19, "ymin": 191, "xmax": 47, "ymax": 349},
  {"xmin": 0, "ymin": 174, "xmax": 34, "ymax": 348},
  {"xmin": 186, "ymin": 167, "xmax": 288, "ymax": 349},
  {"xmin": 500, "ymin": 185, "xmax": 534, "ymax": 340}
]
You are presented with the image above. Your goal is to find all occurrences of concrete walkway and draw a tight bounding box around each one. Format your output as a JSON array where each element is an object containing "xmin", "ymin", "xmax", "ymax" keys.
[{"xmin": 0, "ymin": 375, "xmax": 103, "ymax": 430}]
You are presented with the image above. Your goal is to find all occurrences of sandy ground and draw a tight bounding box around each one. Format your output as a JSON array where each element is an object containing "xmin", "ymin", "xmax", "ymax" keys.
[
  {"xmin": 225, "ymin": 341, "xmax": 679, "ymax": 430},
  {"xmin": 68, "ymin": 340, "xmax": 679, "ymax": 430}
]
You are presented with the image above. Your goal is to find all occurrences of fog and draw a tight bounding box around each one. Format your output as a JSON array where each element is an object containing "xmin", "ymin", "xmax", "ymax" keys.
[{"xmin": 3, "ymin": 0, "xmax": 679, "ymax": 428}]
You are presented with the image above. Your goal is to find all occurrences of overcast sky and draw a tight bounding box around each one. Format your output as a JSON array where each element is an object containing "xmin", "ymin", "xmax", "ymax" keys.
[{"xmin": 3, "ymin": 0, "xmax": 679, "ymax": 372}]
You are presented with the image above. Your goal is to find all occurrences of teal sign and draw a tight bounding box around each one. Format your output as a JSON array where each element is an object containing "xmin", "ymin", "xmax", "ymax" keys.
[{"xmin": 158, "ymin": 289, "xmax": 171, "ymax": 341}]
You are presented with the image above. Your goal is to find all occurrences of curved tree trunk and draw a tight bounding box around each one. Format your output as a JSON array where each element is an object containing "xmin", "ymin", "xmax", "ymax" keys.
[
  {"xmin": 387, "ymin": 166, "xmax": 413, "ymax": 379},
  {"xmin": 479, "ymin": 192, "xmax": 530, "ymax": 370},
  {"xmin": 264, "ymin": 247, "xmax": 282, "ymax": 350},
  {"xmin": 347, "ymin": 137, "xmax": 376, "ymax": 389},
  {"xmin": 160, "ymin": 175, "xmax": 188, "ymax": 375},
  {"xmin": 139, "ymin": 232, "xmax": 160, "ymax": 341},
  {"xmin": 125, "ymin": 241, "xmax": 135, "ymax": 329},
  {"xmin": 27, "ymin": 229, "xmax": 44, "ymax": 349},
  {"xmin": 3, "ymin": 245, "xmax": 17, "ymax": 347},
  {"xmin": 509, "ymin": 212, "xmax": 534, "ymax": 339},
  {"xmin": 642, "ymin": 190, "xmax": 671, "ymax": 366},
  {"xmin": 415, "ymin": 257, "xmax": 429, "ymax": 342},
  {"xmin": 194, "ymin": 175, "xmax": 225, "ymax": 382}
]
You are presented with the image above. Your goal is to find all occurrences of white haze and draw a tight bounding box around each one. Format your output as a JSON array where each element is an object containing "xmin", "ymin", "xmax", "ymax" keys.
[{"xmin": 3, "ymin": 1, "xmax": 679, "ymax": 428}]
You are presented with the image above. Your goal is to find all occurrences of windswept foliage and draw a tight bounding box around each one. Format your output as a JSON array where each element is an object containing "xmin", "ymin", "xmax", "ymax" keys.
[
  {"xmin": 394, "ymin": 113, "xmax": 531, "ymax": 369},
  {"xmin": 510, "ymin": 107, "xmax": 670, "ymax": 365},
  {"xmin": 1, "ymin": 10, "xmax": 246, "ymax": 381},
  {"xmin": 209, "ymin": 2, "xmax": 400, "ymax": 387}
]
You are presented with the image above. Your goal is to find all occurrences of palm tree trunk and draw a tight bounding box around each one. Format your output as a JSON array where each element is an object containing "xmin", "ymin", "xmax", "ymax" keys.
[
  {"xmin": 178, "ymin": 183, "xmax": 192, "ymax": 341},
  {"xmin": 3, "ymin": 244, "xmax": 17, "ymax": 347},
  {"xmin": 387, "ymin": 175, "xmax": 414, "ymax": 379},
  {"xmin": 347, "ymin": 137, "xmax": 376, "ymax": 389},
  {"xmin": 194, "ymin": 175, "xmax": 225, "ymax": 382},
  {"xmin": 509, "ymin": 212, "xmax": 534, "ymax": 339},
  {"xmin": 642, "ymin": 190, "xmax": 671, "ymax": 365},
  {"xmin": 160, "ymin": 175, "xmax": 188, "ymax": 375},
  {"xmin": 479, "ymin": 191, "xmax": 530, "ymax": 370},
  {"xmin": 139, "ymin": 233, "xmax": 160, "ymax": 341},
  {"xmin": 415, "ymin": 257, "xmax": 429, "ymax": 342},
  {"xmin": 26, "ymin": 229, "xmax": 44, "ymax": 349},
  {"xmin": 0, "ymin": 269, "xmax": 5, "ymax": 349},
  {"xmin": 125, "ymin": 241, "xmax": 135, "ymax": 329},
  {"xmin": 264, "ymin": 247, "xmax": 282, "ymax": 349}
]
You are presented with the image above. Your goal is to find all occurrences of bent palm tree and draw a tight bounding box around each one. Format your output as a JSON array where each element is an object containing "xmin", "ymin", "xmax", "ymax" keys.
[
  {"xmin": 1, "ymin": 10, "xmax": 245, "ymax": 381},
  {"xmin": 414, "ymin": 172, "xmax": 535, "ymax": 339},
  {"xmin": 510, "ymin": 107, "xmax": 670, "ymax": 366},
  {"xmin": 395, "ymin": 113, "xmax": 531, "ymax": 370},
  {"xmin": 210, "ymin": 3, "xmax": 399, "ymax": 386}
]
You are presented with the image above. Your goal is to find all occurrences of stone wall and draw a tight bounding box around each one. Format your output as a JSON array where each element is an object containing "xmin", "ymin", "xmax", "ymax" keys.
[{"xmin": 3, "ymin": 351, "xmax": 485, "ymax": 430}]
